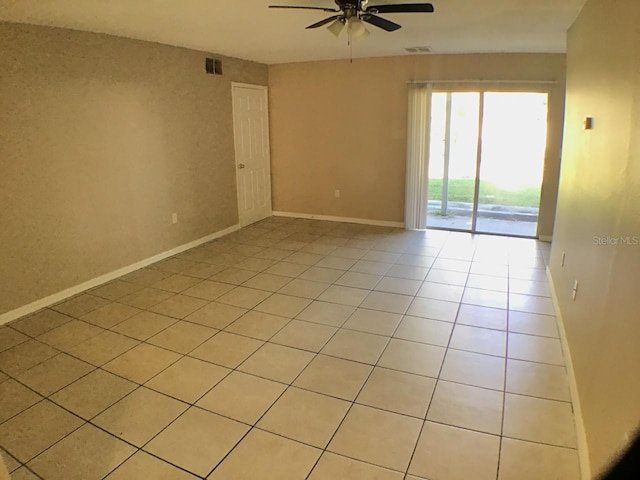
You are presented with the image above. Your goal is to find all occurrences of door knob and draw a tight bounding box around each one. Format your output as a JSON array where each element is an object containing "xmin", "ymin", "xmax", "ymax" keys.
[{"xmin": 238, "ymin": 163, "xmax": 246, "ymax": 169}]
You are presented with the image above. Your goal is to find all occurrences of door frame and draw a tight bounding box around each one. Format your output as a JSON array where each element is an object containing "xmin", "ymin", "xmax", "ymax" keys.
[
  {"xmin": 426, "ymin": 87, "xmax": 551, "ymax": 239},
  {"xmin": 231, "ymin": 82, "xmax": 272, "ymax": 228}
]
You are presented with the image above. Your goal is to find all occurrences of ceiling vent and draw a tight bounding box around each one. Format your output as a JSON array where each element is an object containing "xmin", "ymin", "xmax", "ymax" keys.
[{"xmin": 405, "ymin": 46, "xmax": 432, "ymax": 53}]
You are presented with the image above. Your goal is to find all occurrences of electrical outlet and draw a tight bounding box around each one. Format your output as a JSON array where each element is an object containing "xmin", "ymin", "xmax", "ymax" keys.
[
  {"xmin": 561, "ymin": 251, "xmax": 566, "ymax": 267},
  {"xmin": 172, "ymin": 213, "xmax": 178, "ymax": 224},
  {"xmin": 572, "ymin": 280, "xmax": 579, "ymax": 301},
  {"xmin": 335, "ymin": 190, "xmax": 341, "ymax": 198}
]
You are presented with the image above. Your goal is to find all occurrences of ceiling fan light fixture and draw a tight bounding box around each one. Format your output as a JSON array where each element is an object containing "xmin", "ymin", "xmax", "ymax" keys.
[
  {"xmin": 357, "ymin": 27, "xmax": 371, "ymax": 40},
  {"xmin": 347, "ymin": 17, "xmax": 369, "ymax": 39},
  {"xmin": 327, "ymin": 18, "xmax": 345, "ymax": 37}
]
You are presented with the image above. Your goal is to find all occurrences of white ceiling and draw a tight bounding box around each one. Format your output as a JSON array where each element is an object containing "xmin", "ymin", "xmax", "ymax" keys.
[{"xmin": 0, "ymin": 0, "xmax": 587, "ymax": 64}]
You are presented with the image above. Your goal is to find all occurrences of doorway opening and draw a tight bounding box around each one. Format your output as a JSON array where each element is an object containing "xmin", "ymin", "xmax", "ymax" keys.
[{"xmin": 426, "ymin": 91, "xmax": 548, "ymax": 237}]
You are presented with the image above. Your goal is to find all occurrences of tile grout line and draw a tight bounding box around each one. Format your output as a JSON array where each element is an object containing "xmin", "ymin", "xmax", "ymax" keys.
[
  {"xmin": 94, "ymin": 274, "xmax": 327, "ymax": 480},
  {"xmin": 1, "ymin": 219, "xmax": 574, "ymax": 479},
  {"xmin": 200, "ymin": 283, "xmax": 363, "ymax": 479},
  {"xmin": 495, "ymin": 250, "xmax": 512, "ymax": 480},
  {"xmin": 401, "ymin": 251, "xmax": 468, "ymax": 480},
  {"xmin": 121, "ymin": 251, "xmax": 377, "ymax": 479},
  {"xmin": 303, "ymin": 236, "xmax": 427, "ymax": 478},
  {"xmin": 4, "ymin": 307, "xmax": 239, "ymax": 475}
]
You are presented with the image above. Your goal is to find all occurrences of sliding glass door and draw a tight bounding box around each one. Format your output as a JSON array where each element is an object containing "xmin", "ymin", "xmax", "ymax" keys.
[
  {"xmin": 425, "ymin": 90, "xmax": 548, "ymax": 238},
  {"xmin": 427, "ymin": 93, "xmax": 480, "ymax": 231},
  {"xmin": 475, "ymin": 93, "xmax": 548, "ymax": 236}
]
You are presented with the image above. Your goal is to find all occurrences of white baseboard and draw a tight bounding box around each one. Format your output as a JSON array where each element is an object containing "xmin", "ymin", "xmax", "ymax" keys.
[
  {"xmin": 547, "ymin": 266, "xmax": 591, "ymax": 480},
  {"xmin": 272, "ymin": 211, "xmax": 405, "ymax": 229},
  {"xmin": 539, "ymin": 235, "xmax": 553, "ymax": 242},
  {"xmin": 0, "ymin": 223, "xmax": 240, "ymax": 326}
]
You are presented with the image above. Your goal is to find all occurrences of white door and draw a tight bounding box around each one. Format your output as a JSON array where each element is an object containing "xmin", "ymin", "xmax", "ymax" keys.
[{"xmin": 232, "ymin": 83, "xmax": 272, "ymax": 227}]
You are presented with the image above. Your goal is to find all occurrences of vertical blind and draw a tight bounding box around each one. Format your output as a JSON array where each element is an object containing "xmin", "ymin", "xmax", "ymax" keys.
[{"xmin": 404, "ymin": 84, "xmax": 432, "ymax": 230}]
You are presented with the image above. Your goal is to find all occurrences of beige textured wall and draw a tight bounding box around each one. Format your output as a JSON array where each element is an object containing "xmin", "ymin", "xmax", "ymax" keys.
[
  {"xmin": 269, "ymin": 53, "xmax": 566, "ymax": 235},
  {"xmin": 0, "ymin": 22, "xmax": 267, "ymax": 316},
  {"xmin": 549, "ymin": 0, "xmax": 640, "ymax": 475}
]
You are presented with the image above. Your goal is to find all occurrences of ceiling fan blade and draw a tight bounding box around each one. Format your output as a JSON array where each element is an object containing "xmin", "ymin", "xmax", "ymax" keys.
[
  {"xmin": 306, "ymin": 15, "xmax": 342, "ymax": 29},
  {"xmin": 367, "ymin": 3, "xmax": 435, "ymax": 14},
  {"xmin": 269, "ymin": 5, "xmax": 339, "ymax": 12},
  {"xmin": 362, "ymin": 14, "xmax": 402, "ymax": 32}
]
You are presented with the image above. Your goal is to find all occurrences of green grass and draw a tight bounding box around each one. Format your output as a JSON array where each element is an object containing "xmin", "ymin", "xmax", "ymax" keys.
[{"xmin": 428, "ymin": 178, "xmax": 541, "ymax": 208}]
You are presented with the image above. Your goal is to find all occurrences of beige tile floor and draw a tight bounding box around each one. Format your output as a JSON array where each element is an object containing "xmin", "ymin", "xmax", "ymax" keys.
[{"xmin": 0, "ymin": 217, "xmax": 582, "ymax": 480}]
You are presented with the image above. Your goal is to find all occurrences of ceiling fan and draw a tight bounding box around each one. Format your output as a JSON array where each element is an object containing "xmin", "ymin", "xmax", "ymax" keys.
[{"xmin": 269, "ymin": 1, "xmax": 435, "ymax": 39}]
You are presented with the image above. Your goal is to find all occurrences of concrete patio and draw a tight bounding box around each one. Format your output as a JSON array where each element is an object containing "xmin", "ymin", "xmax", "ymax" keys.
[{"xmin": 426, "ymin": 201, "xmax": 539, "ymax": 237}]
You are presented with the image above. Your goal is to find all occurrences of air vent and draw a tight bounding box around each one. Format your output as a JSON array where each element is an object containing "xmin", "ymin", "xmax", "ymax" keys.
[
  {"xmin": 405, "ymin": 46, "xmax": 432, "ymax": 53},
  {"xmin": 205, "ymin": 57, "xmax": 223, "ymax": 75}
]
